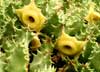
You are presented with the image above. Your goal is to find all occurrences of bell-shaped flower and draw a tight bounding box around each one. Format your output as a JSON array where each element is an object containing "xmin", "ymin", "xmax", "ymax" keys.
[
  {"xmin": 55, "ymin": 30, "xmax": 87, "ymax": 56},
  {"xmin": 16, "ymin": 0, "xmax": 46, "ymax": 32},
  {"xmin": 84, "ymin": 2, "xmax": 100, "ymax": 23}
]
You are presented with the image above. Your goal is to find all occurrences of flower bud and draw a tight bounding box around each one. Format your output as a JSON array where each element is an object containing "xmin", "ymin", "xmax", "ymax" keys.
[{"xmin": 30, "ymin": 35, "xmax": 41, "ymax": 51}]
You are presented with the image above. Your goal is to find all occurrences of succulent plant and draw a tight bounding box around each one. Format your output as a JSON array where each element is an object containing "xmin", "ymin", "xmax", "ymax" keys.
[{"xmin": 0, "ymin": 0, "xmax": 100, "ymax": 72}]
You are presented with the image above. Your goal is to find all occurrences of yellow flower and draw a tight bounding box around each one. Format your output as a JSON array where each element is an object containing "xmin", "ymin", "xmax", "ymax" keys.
[
  {"xmin": 55, "ymin": 30, "xmax": 87, "ymax": 56},
  {"xmin": 16, "ymin": 0, "xmax": 46, "ymax": 32},
  {"xmin": 84, "ymin": 2, "xmax": 100, "ymax": 23}
]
